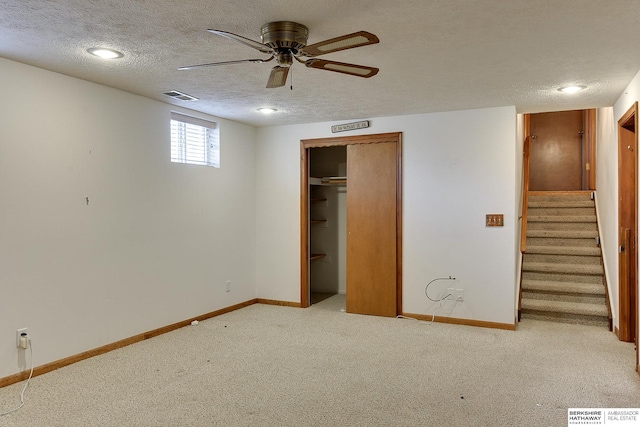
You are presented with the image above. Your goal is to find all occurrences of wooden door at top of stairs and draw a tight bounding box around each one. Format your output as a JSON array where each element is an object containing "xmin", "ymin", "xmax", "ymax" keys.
[
  {"xmin": 529, "ymin": 110, "xmax": 584, "ymax": 191},
  {"xmin": 346, "ymin": 141, "xmax": 398, "ymax": 317},
  {"xmin": 525, "ymin": 109, "xmax": 596, "ymax": 191},
  {"xmin": 617, "ymin": 103, "xmax": 638, "ymax": 365}
]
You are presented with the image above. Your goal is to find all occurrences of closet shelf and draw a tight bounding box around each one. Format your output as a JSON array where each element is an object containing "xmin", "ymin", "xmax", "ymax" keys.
[
  {"xmin": 310, "ymin": 219, "xmax": 327, "ymax": 224},
  {"xmin": 309, "ymin": 176, "xmax": 347, "ymax": 186},
  {"xmin": 310, "ymin": 253, "xmax": 327, "ymax": 261}
]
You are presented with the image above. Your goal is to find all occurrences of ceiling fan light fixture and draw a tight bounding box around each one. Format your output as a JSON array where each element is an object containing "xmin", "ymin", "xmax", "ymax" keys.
[
  {"xmin": 266, "ymin": 66, "xmax": 290, "ymax": 88},
  {"xmin": 87, "ymin": 47, "xmax": 124, "ymax": 59},
  {"xmin": 257, "ymin": 107, "xmax": 277, "ymax": 114},
  {"xmin": 558, "ymin": 85, "xmax": 586, "ymax": 94}
]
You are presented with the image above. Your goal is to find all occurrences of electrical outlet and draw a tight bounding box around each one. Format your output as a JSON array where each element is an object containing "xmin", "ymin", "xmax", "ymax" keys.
[
  {"xmin": 225, "ymin": 280, "xmax": 231, "ymax": 292},
  {"xmin": 16, "ymin": 328, "xmax": 28, "ymax": 348},
  {"xmin": 455, "ymin": 289, "xmax": 464, "ymax": 301},
  {"xmin": 446, "ymin": 288, "xmax": 455, "ymax": 300}
]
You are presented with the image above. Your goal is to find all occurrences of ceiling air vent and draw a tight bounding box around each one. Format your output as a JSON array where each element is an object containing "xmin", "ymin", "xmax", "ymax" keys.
[{"xmin": 163, "ymin": 90, "xmax": 199, "ymax": 101}]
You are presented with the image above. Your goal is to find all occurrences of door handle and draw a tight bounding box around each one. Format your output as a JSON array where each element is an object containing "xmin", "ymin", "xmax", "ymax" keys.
[{"xmin": 620, "ymin": 245, "xmax": 626, "ymax": 253}]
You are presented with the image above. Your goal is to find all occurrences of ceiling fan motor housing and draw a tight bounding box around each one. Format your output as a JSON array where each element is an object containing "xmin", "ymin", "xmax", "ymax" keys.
[{"xmin": 261, "ymin": 21, "xmax": 309, "ymax": 54}]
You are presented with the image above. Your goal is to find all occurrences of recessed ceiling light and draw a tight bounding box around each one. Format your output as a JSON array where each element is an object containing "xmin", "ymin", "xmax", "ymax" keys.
[
  {"xmin": 257, "ymin": 107, "xmax": 277, "ymax": 114},
  {"xmin": 558, "ymin": 85, "xmax": 586, "ymax": 94},
  {"xmin": 87, "ymin": 48, "xmax": 124, "ymax": 59}
]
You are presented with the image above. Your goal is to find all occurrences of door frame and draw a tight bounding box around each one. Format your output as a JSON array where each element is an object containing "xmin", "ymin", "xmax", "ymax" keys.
[
  {"xmin": 583, "ymin": 109, "xmax": 597, "ymax": 190},
  {"xmin": 299, "ymin": 132, "xmax": 403, "ymax": 312},
  {"xmin": 617, "ymin": 102, "xmax": 638, "ymax": 355}
]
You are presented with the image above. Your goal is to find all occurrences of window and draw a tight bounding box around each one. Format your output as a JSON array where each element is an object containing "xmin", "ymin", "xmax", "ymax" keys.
[{"xmin": 170, "ymin": 112, "xmax": 219, "ymax": 168}]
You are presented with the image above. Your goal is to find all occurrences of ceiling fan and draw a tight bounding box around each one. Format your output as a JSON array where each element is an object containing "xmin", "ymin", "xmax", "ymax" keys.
[{"xmin": 179, "ymin": 21, "xmax": 380, "ymax": 88}]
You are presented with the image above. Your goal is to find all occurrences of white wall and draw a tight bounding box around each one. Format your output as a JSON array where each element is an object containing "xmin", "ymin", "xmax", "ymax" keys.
[
  {"xmin": 597, "ymin": 68, "xmax": 640, "ymax": 331},
  {"xmin": 256, "ymin": 106, "xmax": 518, "ymax": 325},
  {"xmin": 0, "ymin": 58, "xmax": 257, "ymax": 378},
  {"xmin": 596, "ymin": 106, "xmax": 619, "ymax": 327}
]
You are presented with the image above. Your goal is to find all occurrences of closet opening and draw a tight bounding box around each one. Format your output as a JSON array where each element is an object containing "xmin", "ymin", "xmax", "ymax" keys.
[
  {"xmin": 300, "ymin": 132, "xmax": 403, "ymax": 317},
  {"xmin": 308, "ymin": 145, "xmax": 347, "ymax": 304}
]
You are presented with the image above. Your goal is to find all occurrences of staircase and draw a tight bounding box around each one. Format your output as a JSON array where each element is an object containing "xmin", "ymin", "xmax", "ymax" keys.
[{"xmin": 520, "ymin": 191, "xmax": 610, "ymax": 327}]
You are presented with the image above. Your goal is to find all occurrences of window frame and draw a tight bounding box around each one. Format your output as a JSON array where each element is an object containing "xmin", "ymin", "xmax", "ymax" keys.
[{"xmin": 170, "ymin": 112, "xmax": 220, "ymax": 168}]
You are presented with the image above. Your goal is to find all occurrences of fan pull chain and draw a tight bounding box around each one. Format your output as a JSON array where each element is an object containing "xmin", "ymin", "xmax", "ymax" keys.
[{"xmin": 290, "ymin": 66, "xmax": 293, "ymax": 90}]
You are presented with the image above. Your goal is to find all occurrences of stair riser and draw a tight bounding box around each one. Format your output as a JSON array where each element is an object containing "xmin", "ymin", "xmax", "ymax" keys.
[
  {"xmin": 528, "ymin": 194, "xmax": 592, "ymax": 202},
  {"xmin": 529, "ymin": 195, "xmax": 593, "ymax": 201},
  {"xmin": 526, "ymin": 247, "xmax": 601, "ymax": 256},
  {"xmin": 526, "ymin": 237, "xmax": 599, "ymax": 248},
  {"xmin": 529, "ymin": 201, "xmax": 594, "ymax": 206},
  {"xmin": 523, "ymin": 253, "xmax": 602, "ymax": 265},
  {"xmin": 522, "ymin": 280, "xmax": 605, "ymax": 296},
  {"xmin": 527, "ymin": 230, "xmax": 598, "ymax": 239},
  {"xmin": 528, "ymin": 202, "xmax": 593, "ymax": 207},
  {"xmin": 521, "ymin": 310, "xmax": 608, "ymax": 327},
  {"xmin": 523, "ymin": 264, "xmax": 603, "ymax": 275},
  {"xmin": 529, "ymin": 218, "xmax": 596, "ymax": 225},
  {"xmin": 528, "ymin": 222, "xmax": 597, "ymax": 231},
  {"xmin": 522, "ymin": 291, "xmax": 605, "ymax": 305},
  {"xmin": 522, "ymin": 272, "xmax": 603, "ymax": 285},
  {"xmin": 528, "ymin": 207, "xmax": 595, "ymax": 216}
]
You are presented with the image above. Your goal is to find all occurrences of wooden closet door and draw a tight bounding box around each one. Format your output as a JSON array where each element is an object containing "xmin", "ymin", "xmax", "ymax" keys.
[{"xmin": 346, "ymin": 142, "xmax": 397, "ymax": 317}]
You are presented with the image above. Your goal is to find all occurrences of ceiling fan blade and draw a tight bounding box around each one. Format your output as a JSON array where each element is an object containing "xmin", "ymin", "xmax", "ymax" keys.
[
  {"xmin": 304, "ymin": 59, "xmax": 379, "ymax": 78},
  {"xmin": 299, "ymin": 31, "xmax": 379, "ymax": 57},
  {"xmin": 208, "ymin": 29, "xmax": 273, "ymax": 54},
  {"xmin": 266, "ymin": 66, "xmax": 290, "ymax": 88},
  {"xmin": 178, "ymin": 57, "xmax": 273, "ymax": 70}
]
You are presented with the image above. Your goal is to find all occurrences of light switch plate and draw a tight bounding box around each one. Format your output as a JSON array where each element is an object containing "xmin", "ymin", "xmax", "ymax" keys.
[{"xmin": 486, "ymin": 214, "xmax": 504, "ymax": 227}]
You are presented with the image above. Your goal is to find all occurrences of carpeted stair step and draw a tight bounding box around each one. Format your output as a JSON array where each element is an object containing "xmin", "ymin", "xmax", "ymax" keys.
[
  {"xmin": 528, "ymin": 221, "xmax": 597, "ymax": 231},
  {"xmin": 523, "ymin": 253, "xmax": 601, "ymax": 265},
  {"xmin": 526, "ymin": 237, "xmax": 599, "ymax": 248},
  {"xmin": 522, "ymin": 271, "xmax": 603, "ymax": 285},
  {"xmin": 522, "ymin": 280, "xmax": 605, "ymax": 295},
  {"xmin": 521, "ymin": 298, "xmax": 608, "ymax": 316},
  {"xmin": 523, "ymin": 262, "xmax": 603, "ymax": 275},
  {"xmin": 526, "ymin": 245, "xmax": 601, "ymax": 256},
  {"xmin": 526, "ymin": 229, "xmax": 598, "ymax": 239},
  {"xmin": 522, "ymin": 291, "xmax": 605, "ymax": 305},
  {"xmin": 521, "ymin": 299, "xmax": 608, "ymax": 327},
  {"xmin": 528, "ymin": 207, "xmax": 595, "ymax": 216},
  {"xmin": 528, "ymin": 215, "xmax": 596, "ymax": 223},
  {"xmin": 528, "ymin": 192, "xmax": 592, "ymax": 201},
  {"xmin": 528, "ymin": 200, "xmax": 594, "ymax": 208},
  {"xmin": 522, "ymin": 280, "xmax": 606, "ymax": 304}
]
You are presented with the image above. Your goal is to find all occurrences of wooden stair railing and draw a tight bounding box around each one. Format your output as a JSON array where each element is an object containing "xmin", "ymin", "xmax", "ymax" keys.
[
  {"xmin": 520, "ymin": 135, "xmax": 531, "ymax": 253},
  {"xmin": 517, "ymin": 136, "xmax": 530, "ymax": 321}
]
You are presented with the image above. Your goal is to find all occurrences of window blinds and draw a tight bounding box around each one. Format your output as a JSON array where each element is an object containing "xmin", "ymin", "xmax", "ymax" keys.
[{"xmin": 170, "ymin": 112, "xmax": 219, "ymax": 168}]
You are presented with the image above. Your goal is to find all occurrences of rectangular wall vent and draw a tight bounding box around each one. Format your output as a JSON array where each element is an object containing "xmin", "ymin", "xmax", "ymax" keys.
[{"xmin": 163, "ymin": 90, "xmax": 199, "ymax": 101}]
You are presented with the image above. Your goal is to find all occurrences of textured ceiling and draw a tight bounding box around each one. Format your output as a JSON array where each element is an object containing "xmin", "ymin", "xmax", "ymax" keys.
[{"xmin": 1, "ymin": 0, "xmax": 640, "ymax": 127}]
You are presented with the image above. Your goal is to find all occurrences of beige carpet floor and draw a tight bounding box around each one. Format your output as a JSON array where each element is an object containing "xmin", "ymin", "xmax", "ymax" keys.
[{"xmin": 0, "ymin": 294, "xmax": 638, "ymax": 426}]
